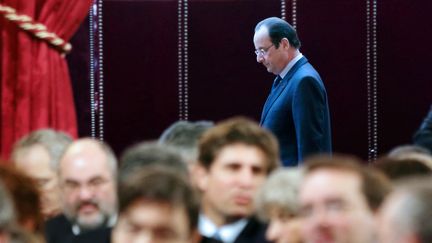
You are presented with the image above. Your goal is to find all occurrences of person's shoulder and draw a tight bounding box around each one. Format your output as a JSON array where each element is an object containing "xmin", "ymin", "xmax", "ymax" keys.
[
  {"xmin": 45, "ymin": 214, "xmax": 72, "ymax": 234},
  {"xmin": 200, "ymin": 235, "xmax": 223, "ymax": 243},
  {"xmin": 45, "ymin": 214, "xmax": 74, "ymax": 243},
  {"xmin": 234, "ymin": 217, "xmax": 269, "ymax": 243},
  {"xmin": 46, "ymin": 214, "xmax": 69, "ymax": 224}
]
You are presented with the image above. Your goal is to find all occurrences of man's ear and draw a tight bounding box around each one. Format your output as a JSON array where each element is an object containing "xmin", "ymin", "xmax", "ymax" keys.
[
  {"xmin": 193, "ymin": 163, "xmax": 209, "ymax": 192},
  {"xmin": 281, "ymin": 37, "xmax": 291, "ymax": 49}
]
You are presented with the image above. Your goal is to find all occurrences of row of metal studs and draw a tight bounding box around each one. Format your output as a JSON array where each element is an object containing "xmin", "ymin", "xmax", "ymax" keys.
[
  {"xmin": 280, "ymin": 1, "xmax": 297, "ymax": 29},
  {"xmin": 177, "ymin": 0, "xmax": 184, "ymax": 120},
  {"xmin": 89, "ymin": 0, "xmax": 104, "ymax": 140},
  {"xmin": 372, "ymin": 0, "xmax": 378, "ymax": 161},
  {"xmin": 367, "ymin": 0, "xmax": 378, "ymax": 162},
  {"xmin": 178, "ymin": 0, "xmax": 189, "ymax": 121},
  {"xmin": 292, "ymin": 0, "xmax": 297, "ymax": 29},
  {"xmin": 281, "ymin": 0, "xmax": 286, "ymax": 20},
  {"xmin": 97, "ymin": 0, "xmax": 104, "ymax": 140},
  {"xmin": 183, "ymin": 0, "xmax": 189, "ymax": 120},
  {"xmin": 89, "ymin": 3, "xmax": 96, "ymax": 138}
]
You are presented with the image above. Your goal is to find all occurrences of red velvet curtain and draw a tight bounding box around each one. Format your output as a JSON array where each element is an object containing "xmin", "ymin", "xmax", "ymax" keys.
[{"xmin": 0, "ymin": 0, "xmax": 92, "ymax": 160}]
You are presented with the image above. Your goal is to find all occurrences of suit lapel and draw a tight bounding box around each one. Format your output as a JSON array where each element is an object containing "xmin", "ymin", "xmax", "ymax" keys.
[{"xmin": 260, "ymin": 57, "xmax": 308, "ymax": 125}]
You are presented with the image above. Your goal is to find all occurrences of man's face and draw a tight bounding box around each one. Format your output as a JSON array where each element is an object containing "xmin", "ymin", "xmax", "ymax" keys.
[
  {"xmin": 197, "ymin": 143, "xmax": 268, "ymax": 225},
  {"xmin": 299, "ymin": 169, "xmax": 376, "ymax": 243},
  {"xmin": 266, "ymin": 207, "xmax": 302, "ymax": 243},
  {"xmin": 112, "ymin": 200, "xmax": 193, "ymax": 243},
  {"xmin": 253, "ymin": 27, "xmax": 289, "ymax": 75},
  {"xmin": 14, "ymin": 145, "xmax": 61, "ymax": 218},
  {"xmin": 59, "ymin": 147, "xmax": 117, "ymax": 231}
]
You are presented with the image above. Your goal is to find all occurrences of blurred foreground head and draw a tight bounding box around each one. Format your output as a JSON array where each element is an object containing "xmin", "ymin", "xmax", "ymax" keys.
[{"xmin": 299, "ymin": 154, "xmax": 391, "ymax": 243}]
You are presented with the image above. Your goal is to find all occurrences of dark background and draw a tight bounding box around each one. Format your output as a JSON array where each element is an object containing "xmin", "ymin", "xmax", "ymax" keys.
[{"xmin": 67, "ymin": 0, "xmax": 432, "ymax": 160}]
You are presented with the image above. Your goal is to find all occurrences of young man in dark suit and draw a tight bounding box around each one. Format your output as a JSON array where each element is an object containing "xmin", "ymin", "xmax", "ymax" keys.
[
  {"xmin": 195, "ymin": 117, "xmax": 280, "ymax": 243},
  {"xmin": 253, "ymin": 17, "xmax": 332, "ymax": 166}
]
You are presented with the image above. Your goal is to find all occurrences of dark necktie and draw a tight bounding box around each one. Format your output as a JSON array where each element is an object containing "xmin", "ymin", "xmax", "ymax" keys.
[{"xmin": 272, "ymin": 75, "xmax": 282, "ymax": 90}]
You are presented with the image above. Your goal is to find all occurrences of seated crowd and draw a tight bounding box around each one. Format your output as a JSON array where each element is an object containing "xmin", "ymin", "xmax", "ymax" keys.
[{"xmin": 0, "ymin": 113, "xmax": 432, "ymax": 243}]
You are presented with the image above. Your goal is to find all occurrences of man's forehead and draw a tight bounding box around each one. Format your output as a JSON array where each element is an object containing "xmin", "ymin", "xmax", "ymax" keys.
[
  {"xmin": 212, "ymin": 144, "xmax": 268, "ymax": 165},
  {"xmin": 63, "ymin": 155, "xmax": 107, "ymax": 170},
  {"xmin": 14, "ymin": 145, "xmax": 53, "ymax": 173},
  {"xmin": 308, "ymin": 167, "xmax": 361, "ymax": 180},
  {"xmin": 302, "ymin": 169, "xmax": 363, "ymax": 196},
  {"xmin": 15, "ymin": 144, "xmax": 50, "ymax": 159},
  {"xmin": 254, "ymin": 29, "xmax": 270, "ymax": 43},
  {"xmin": 255, "ymin": 25, "xmax": 269, "ymax": 35},
  {"xmin": 60, "ymin": 155, "xmax": 112, "ymax": 179}
]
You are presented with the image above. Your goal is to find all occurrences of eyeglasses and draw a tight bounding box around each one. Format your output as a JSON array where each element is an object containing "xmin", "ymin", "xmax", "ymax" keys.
[
  {"xmin": 62, "ymin": 177, "xmax": 110, "ymax": 194},
  {"xmin": 255, "ymin": 44, "xmax": 274, "ymax": 56}
]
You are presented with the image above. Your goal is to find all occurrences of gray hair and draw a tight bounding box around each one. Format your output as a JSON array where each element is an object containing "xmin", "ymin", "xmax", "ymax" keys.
[
  {"xmin": 388, "ymin": 144, "xmax": 431, "ymax": 157},
  {"xmin": 159, "ymin": 120, "xmax": 214, "ymax": 164},
  {"xmin": 388, "ymin": 144, "xmax": 432, "ymax": 169},
  {"xmin": 120, "ymin": 141, "xmax": 188, "ymax": 181},
  {"xmin": 0, "ymin": 180, "xmax": 15, "ymax": 230},
  {"xmin": 389, "ymin": 177, "xmax": 432, "ymax": 243},
  {"xmin": 255, "ymin": 168, "xmax": 303, "ymax": 221},
  {"xmin": 11, "ymin": 129, "xmax": 73, "ymax": 170}
]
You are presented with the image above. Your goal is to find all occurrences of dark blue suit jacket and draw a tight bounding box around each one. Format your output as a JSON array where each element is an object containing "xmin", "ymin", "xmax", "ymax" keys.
[
  {"xmin": 413, "ymin": 105, "xmax": 432, "ymax": 153},
  {"xmin": 260, "ymin": 57, "xmax": 332, "ymax": 166}
]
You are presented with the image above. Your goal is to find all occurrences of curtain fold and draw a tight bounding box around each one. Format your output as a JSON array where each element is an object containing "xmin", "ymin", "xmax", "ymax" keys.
[{"xmin": 0, "ymin": 0, "xmax": 92, "ymax": 160}]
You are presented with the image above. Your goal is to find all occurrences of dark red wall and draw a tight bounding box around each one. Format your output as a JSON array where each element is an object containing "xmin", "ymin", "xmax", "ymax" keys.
[{"xmin": 68, "ymin": 0, "xmax": 432, "ymax": 159}]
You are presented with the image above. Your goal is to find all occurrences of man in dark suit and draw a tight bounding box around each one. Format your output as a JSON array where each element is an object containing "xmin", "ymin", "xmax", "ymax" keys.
[
  {"xmin": 195, "ymin": 117, "xmax": 280, "ymax": 243},
  {"xmin": 414, "ymin": 105, "xmax": 432, "ymax": 153},
  {"xmin": 253, "ymin": 17, "xmax": 332, "ymax": 166},
  {"xmin": 45, "ymin": 138, "xmax": 118, "ymax": 243}
]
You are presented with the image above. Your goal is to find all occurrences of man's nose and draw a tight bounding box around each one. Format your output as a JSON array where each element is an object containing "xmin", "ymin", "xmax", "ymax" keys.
[
  {"xmin": 256, "ymin": 54, "xmax": 264, "ymax": 63},
  {"xmin": 78, "ymin": 185, "xmax": 94, "ymax": 200},
  {"xmin": 311, "ymin": 207, "xmax": 331, "ymax": 228},
  {"xmin": 238, "ymin": 169, "xmax": 255, "ymax": 188}
]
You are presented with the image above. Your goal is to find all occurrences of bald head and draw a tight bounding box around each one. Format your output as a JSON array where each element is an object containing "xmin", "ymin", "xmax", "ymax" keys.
[
  {"xmin": 60, "ymin": 138, "xmax": 117, "ymax": 176},
  {"xmin": 59, "ymin": 138, "xmax": 118, "ymax": 232}
]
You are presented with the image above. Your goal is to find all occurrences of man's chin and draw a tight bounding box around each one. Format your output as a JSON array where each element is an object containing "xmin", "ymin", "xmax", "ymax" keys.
[
  {"xmin": 227, "ymin": 208, "xmax": 253, "ymax": 220},
  {"xmin": 77, "ymin": 213, "xmax": 106, "ymax": 231},
  {"xmin": 263, "ymin": 65, "xmax": 273, "ymax": 73}
]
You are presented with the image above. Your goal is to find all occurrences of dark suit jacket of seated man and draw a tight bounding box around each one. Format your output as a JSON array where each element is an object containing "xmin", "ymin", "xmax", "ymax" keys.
[{"xmin": 254, "ymin": 17, "xmax": 332, "ymax": 166}]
